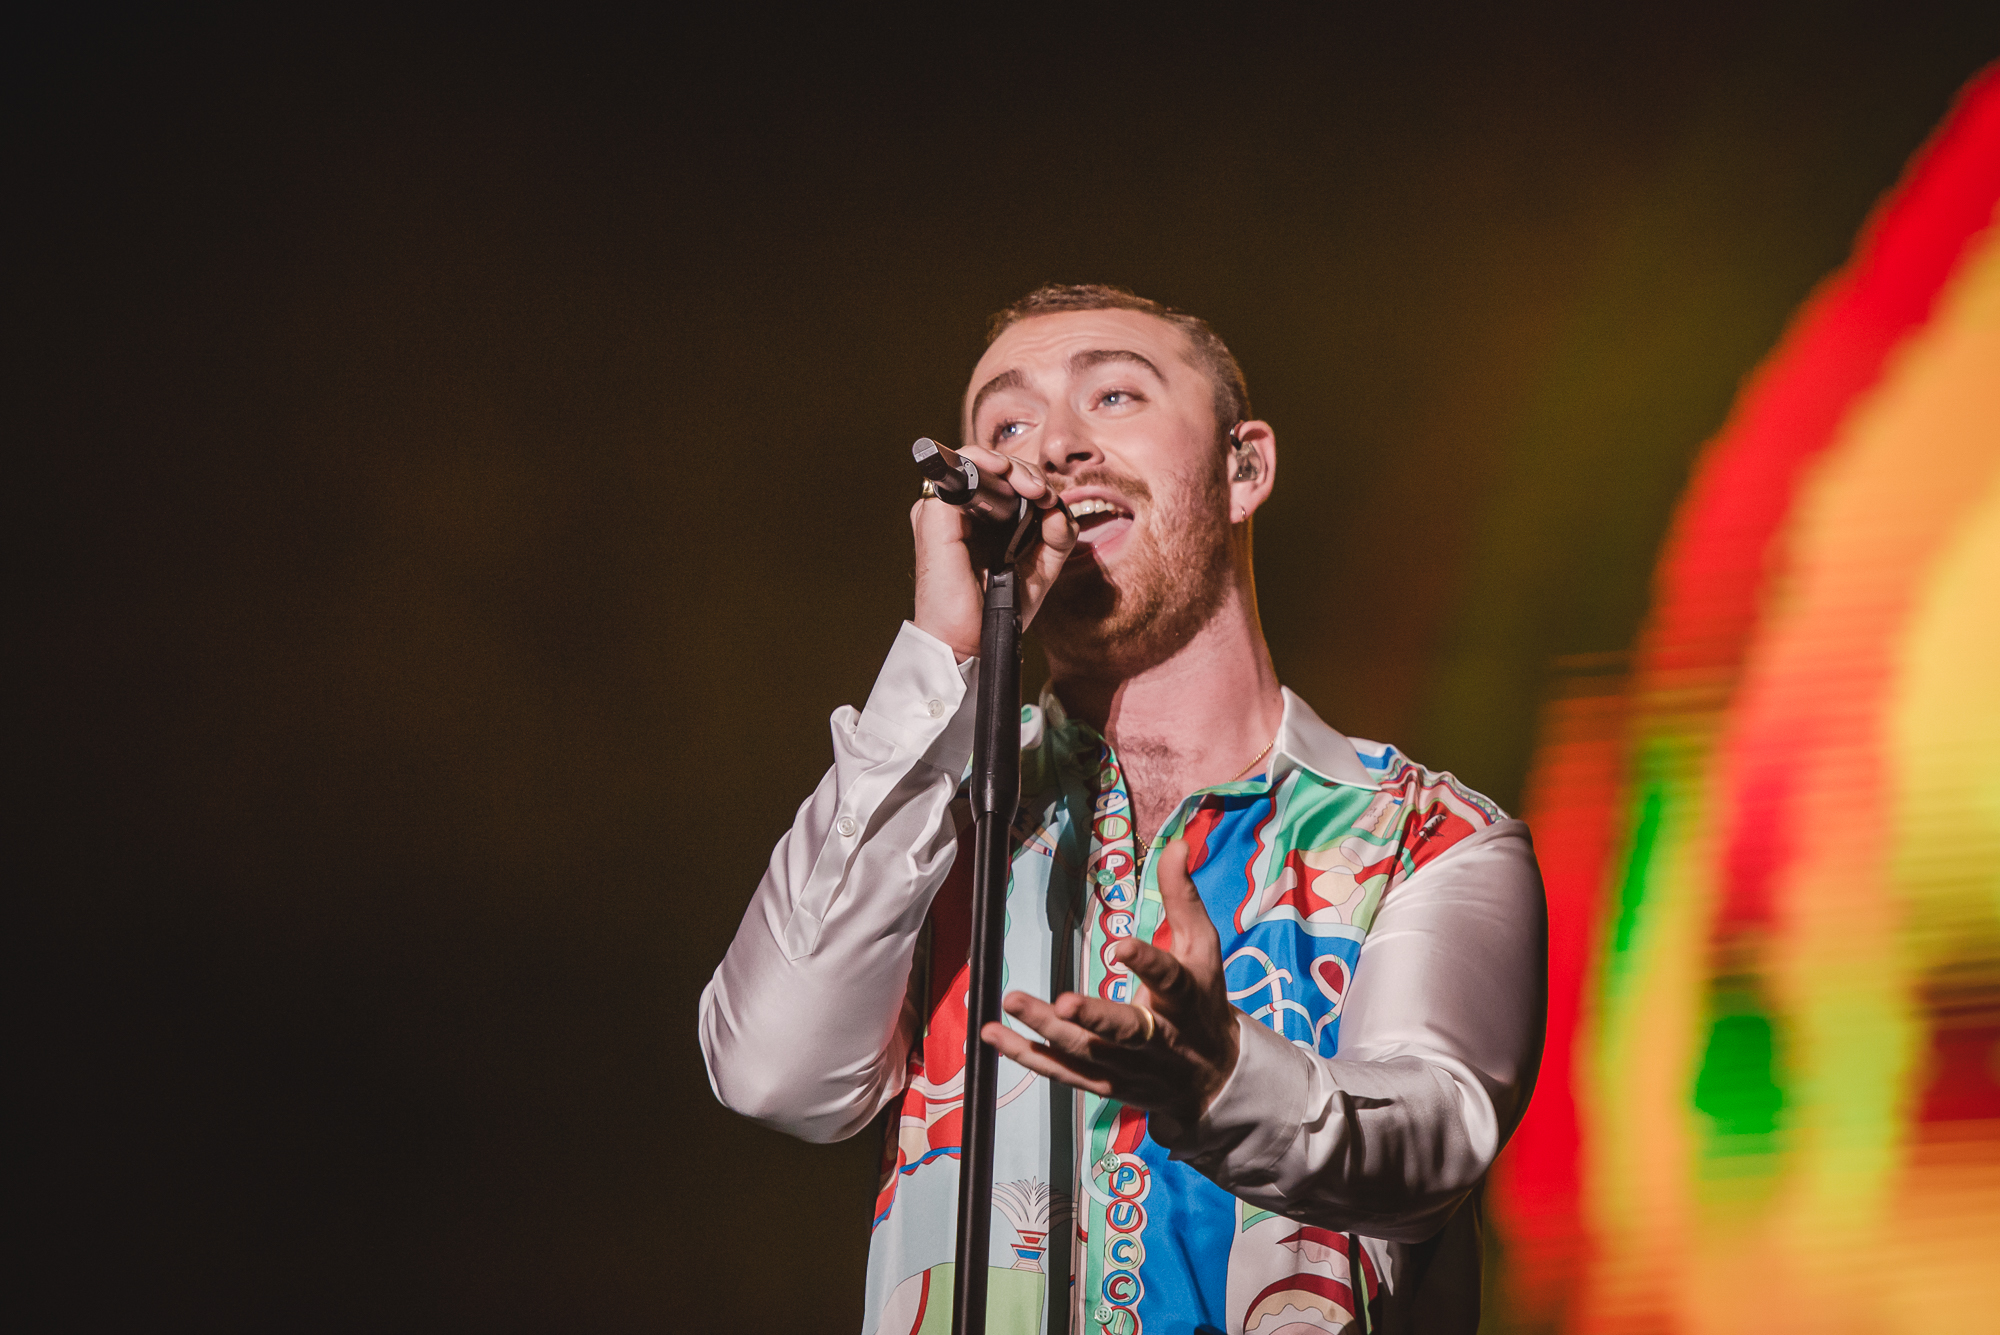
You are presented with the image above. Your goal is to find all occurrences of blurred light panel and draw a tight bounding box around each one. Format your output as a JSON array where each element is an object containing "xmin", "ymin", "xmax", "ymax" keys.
[{"xmin": 1493, "ymin": 66, "xmax": 2000, "ymax": 1333}]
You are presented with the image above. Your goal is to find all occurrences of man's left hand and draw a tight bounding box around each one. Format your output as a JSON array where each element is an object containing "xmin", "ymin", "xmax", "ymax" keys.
[{"xmin": 981, "ymin": 840, "xmax": 1241, "ymax": 1127}]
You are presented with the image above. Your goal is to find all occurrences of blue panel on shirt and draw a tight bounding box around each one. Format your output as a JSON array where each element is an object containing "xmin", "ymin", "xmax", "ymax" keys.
[
  {"xmin": 1223, "ymin": 922, "xmax": 1360, "ymax": 1057},
  {"xmin": 1184, "ymin": 789, "xmax": 1270, "ymax": 932},
  {"xmin": 1184, "ymin": 788, "xmax": 1360, "ymax": 1058},
  {"xmin": 1126, "ymin": 789, "xmax": 1366, "ymax": 1329},
  {"xmin": 1133, "ymin": 1132, "xmax": 1235, "ymax": 1332}
]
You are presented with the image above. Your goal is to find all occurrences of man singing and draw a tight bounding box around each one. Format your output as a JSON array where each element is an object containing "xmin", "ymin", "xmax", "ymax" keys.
[{"xmin": 699, "ymin": 285, "xmax": 1546, "ymax": 1335}]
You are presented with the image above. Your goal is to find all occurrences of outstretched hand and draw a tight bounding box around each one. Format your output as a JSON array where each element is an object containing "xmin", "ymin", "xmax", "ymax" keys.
[{"xmin": 981, "ymin": 840, "xmax": 1241, "ymax": 1127}]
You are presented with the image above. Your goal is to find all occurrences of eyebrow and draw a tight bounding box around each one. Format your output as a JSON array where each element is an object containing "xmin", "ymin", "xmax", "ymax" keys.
[
  {"xmin": 969, "ymin": 368, "xmax": 1029, "ymax": 425},
  {"xmin": 1069, "ymin": 348, "xmax": 1165, "ymax": 381},
  {"xmin": 968, "ymin": 349, "xmax": 1167, "ymax": 426}
]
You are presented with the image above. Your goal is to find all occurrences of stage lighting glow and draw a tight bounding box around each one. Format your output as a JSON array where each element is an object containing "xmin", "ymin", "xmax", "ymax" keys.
[{"xmin": 1492, "ymin": 65, "xmax": 2000, "ymax": 1333}]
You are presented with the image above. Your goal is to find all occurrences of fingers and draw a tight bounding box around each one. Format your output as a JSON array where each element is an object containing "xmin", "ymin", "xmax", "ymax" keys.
[
  {"xmin": 914, "ymin": 443, "xmax": 1076, "ymax": 644},
  {"xmin": 911, "ymin": 492, "xmax": 971, "ymax": 545},
  {"xmin": 910, "ymin": 496, "xmax": 981, "ymax": 660},
  {"xmin": 956, "ymin": 442, "xmax": 1010, "ymax": 479},
  {"xmin": 1036, "ymin": 494, "xmax": 1080, "ymax": 552},
  {"xmin": 1153, "ymin": 839, "xmax": 1223, "ymax": 970},
  {"xmin": 991, "ymin": 986, "xmax": 1222, "ymax": 1118},
  {"xmin": 992, "ymin": 990, "xmax": 1137, "ymax": 1095},
  {"xmin": 1005, "ymin": 990, "xmax": 1156, "ymax": 1051},
  {"xmin": 1049, "ymin": 991, "xmax": 1159, "ymax": 1046},
  {"xmin": 1102, "ymin": 840, "xmax": 1221, "ymax": 1009},
  {"xmin": 1019, "ymin": 504, "xmax": 1078, "ymax": 627},
  {"xmin": 1003, "ymin": 990, "xmax": 1103, "ymax": 1053},
  {"xmin": 980, "ymin": 1021, "xmax": 1118, "ymax": 1096},
  {"xmin": 959, "ymin": 445, "xmax": 1050, "ymax": 502},
  {"xmin": 1112, "ymin": 936, "xmax": 1190, "ymax": 1004}
]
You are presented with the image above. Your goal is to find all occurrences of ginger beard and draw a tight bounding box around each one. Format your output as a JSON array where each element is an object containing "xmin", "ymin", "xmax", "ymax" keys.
[{"xmin": 1037, "ymin": 451, "xmax": 1235, "ymax": 677}]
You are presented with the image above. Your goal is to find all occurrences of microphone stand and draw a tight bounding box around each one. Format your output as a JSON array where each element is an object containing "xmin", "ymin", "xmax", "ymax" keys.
[
  {"xmin": 910, "ymin": 439, "xmax": 1038, "ymax": 1335},
  {"xmin": 950, "ymin": 560, "xmax": 1020, "ymax": 1335}
]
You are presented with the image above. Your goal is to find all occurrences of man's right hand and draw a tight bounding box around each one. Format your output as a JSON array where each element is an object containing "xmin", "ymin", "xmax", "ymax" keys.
[{"xmin": 910, "ymin": 444, "xmax": 1078, "ymax": 660}]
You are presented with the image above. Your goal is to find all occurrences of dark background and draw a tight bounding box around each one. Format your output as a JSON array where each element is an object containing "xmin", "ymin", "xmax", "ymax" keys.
[{"xmin": 16, "ymin": 6, "xmax": 1996, "ymax": 1330}]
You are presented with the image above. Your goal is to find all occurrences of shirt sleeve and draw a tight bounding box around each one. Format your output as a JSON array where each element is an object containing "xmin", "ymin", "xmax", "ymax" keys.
[
  {"xmin": 1150, "ymin": 819, "xmax": 1547, "ymax": 1243},
  {"xmin": 697, "ymin": 621, "xmax": 978, "ymax": 1143}
]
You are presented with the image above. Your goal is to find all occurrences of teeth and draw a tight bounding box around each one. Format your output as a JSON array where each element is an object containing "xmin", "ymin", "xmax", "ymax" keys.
[{"xmin": 1067, "ymin": 498, "xmax": 1127, "ymax": 519}]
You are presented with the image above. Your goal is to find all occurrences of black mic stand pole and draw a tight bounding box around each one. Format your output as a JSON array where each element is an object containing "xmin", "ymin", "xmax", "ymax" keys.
[
  {"xmin": 909, "ymin": 438, "xmax": 1039, "ymax": 1335},
  {"xmin": 950, "ymin": 558, "xmax": 1020, "ymax": 1335}
]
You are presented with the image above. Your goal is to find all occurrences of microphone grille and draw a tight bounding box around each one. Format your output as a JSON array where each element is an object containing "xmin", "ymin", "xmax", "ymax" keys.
[{"xmin": 911, "ymin": 437, "xmax": 954, "ymax": 482}]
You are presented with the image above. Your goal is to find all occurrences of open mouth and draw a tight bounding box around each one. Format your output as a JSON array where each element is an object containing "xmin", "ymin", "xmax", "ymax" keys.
[{"xmin": 1066, "ymin": 497, "xmax": 1134, "ymax": 549}]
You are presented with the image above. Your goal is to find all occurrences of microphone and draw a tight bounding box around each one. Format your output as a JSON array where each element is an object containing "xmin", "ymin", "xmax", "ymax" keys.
[{"xmin": 911, "ymin": 438, "xmax": 1070, "ymax": 565}]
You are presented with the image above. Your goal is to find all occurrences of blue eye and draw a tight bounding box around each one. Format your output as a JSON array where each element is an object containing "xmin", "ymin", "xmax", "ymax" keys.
[{"xmin": 994, "ymin": 420, "xmax": 1026, "ymax": 441}]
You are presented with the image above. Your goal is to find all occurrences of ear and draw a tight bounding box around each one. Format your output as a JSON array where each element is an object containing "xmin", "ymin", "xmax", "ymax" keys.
[{"xmin": 1227, "ymin": 420, "xmax": 1277, "ymax": 525}]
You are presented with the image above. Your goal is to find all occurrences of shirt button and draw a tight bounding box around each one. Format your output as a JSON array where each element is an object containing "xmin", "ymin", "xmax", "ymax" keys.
[
  {"xmin": 836, "ymin": 815, "xmax": 858, "ymax": 838},
  {"xmin": 926, "ymin": 698, "xmax": 946, "ymax": 718}
]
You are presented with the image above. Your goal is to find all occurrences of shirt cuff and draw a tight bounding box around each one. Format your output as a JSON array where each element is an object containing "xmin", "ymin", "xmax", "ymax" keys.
[
  {"xmin": 1152, "ymin": 1011, "xmax": 1312, "ymax": 1186},
  {"xmin": 857, "ymin": 621, "xmax": 981, "ymax": 773}
]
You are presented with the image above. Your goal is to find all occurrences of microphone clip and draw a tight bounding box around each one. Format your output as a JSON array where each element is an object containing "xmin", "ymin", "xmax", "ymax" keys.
[{"xmin": 912, "ymin": 437, "xmax": 1059, "ymax": 568}]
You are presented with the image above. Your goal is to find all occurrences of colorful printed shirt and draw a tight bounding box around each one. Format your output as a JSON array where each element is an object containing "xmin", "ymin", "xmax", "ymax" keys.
[{"xmin": 701, "ymin": 623, "xmax": 1545, "ymax": 1335}]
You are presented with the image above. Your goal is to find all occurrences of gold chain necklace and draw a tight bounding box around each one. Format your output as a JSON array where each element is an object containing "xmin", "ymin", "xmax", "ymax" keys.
[
  {"xmin": 1227, "ymin": 733, "xmax": 1279, "ymax": 783},
  {"xmin": 1136, "ymin": 732, "xmax": 1279, "ymax": 877}
]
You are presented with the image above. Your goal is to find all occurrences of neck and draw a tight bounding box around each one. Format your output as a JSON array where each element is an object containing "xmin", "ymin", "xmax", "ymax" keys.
[{"xmin": 1047, "ymin": 567, "xmax": 1286, "ymax": 840}]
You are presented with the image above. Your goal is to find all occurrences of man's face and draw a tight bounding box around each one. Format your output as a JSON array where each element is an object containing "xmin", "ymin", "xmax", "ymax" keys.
[{"xmin": 963, "ymin": 308, "xmax": 1234, "ymax": 672}]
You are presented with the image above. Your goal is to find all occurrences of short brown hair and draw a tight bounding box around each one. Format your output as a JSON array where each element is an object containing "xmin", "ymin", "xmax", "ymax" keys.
[{"xmin": 985, "ymin": 284, "xmax": 1252, "ymax": 435}]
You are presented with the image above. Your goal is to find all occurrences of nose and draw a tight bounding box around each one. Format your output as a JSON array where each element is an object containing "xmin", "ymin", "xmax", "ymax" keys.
[{"xmin": 1034, "ymin": 400, "xmax": 1101, "ymax": 476}]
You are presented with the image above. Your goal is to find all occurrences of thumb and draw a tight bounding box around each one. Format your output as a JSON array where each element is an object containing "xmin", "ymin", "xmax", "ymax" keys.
[{"xmin": 1153, "ymin": 839, "xmax": 1221, "ymax": 972}]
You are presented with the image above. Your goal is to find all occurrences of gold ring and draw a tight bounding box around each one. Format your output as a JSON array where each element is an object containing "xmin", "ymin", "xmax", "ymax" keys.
[
  {"xmin": 920, "ymin": 480, "xmax": 938, "ymax": 499},
  {"xmin": 1134, "ymin": 1004, "xmax": 1157, "ymax": 1045}
]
